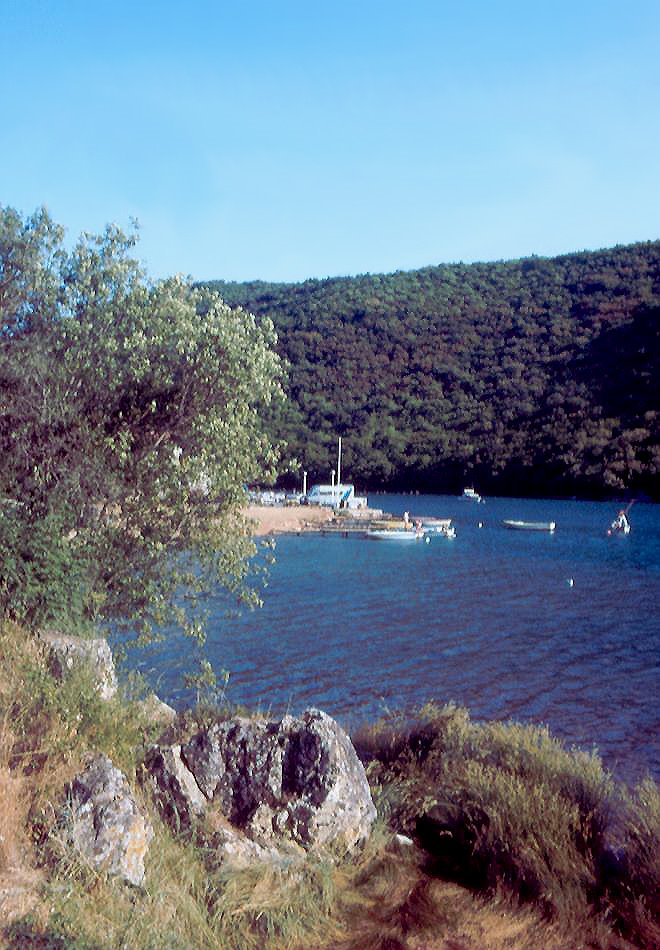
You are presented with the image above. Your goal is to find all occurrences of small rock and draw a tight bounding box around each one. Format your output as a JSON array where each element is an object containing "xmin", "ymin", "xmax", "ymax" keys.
[
  {"xmin": 139, "ymin": 692, "xmax": 178, "ymax": 726},
  {"xmin": 207, "ymin": 815, "xmax": 301, "ymax": 871},
  {"xmin": 65, "ymin": 754, "xmax": 153, "ymax": 886},
  {"xmin": 40, "ymin": 631, "xmax": 118, "ymax": 701}
]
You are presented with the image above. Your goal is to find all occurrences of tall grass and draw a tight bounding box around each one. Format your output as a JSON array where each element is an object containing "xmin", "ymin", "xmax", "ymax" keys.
[
  {"xmin": 1, "ymin": 623, "xmax": 657, "ymax": 948},
  {"xmin": 353, "ymin": 702, "xmax": 659, "ymax": 946}
]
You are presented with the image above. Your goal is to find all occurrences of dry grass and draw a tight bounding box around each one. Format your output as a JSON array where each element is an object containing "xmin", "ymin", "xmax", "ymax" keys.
[{"xmin": 0, "ymin": 623, "xmax": 656, "ymax": 948}]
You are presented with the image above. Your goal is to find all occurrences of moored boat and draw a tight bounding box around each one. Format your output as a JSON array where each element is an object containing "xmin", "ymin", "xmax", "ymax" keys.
[
  {"xmin": 366, "ymin": 528, "xmax": 426, "ymax": 541},
  {"xmin": 502, "ymin": 519, "xmax": 556, "ymax": 532},
  {"xmin": 422, "ymin": 518, "xmax": 456, "ymax": 538}
]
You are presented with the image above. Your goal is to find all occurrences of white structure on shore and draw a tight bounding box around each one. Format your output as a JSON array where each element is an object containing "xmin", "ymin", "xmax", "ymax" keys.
[
  {"xmin": 305, "ymin": 437, "xmax": 367, "ymax": 509},
  {"xmin": 306, "ymin": 483, "xmax": 367, "ymax": 510}
]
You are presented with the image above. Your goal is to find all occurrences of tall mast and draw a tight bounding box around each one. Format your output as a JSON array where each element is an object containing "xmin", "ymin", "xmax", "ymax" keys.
[{"xmin": 337, "ymin": 436, "xmax": 342, "ymax": 486}]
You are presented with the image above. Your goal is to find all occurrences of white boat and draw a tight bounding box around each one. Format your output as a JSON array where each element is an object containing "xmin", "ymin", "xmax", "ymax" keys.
[
  {"xmin": 608, "ymin": 514, "xmax": 631, "ymax": 536},
  {"xmin": 423, "ymin": 518, "xmax": 456, "ymax": 538},
  {"xmin": 366, "ymin": 528, "xmax": 426, "ymax": 541},
  {"xmin": 462, "ymin": 487, "xmax": 482, "ymax": 502},
  {"xmin": 502, "ymin": 519, "xmax": 556, "ymax": 532}
]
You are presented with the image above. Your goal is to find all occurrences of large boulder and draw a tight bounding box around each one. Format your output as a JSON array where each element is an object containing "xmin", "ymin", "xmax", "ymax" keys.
[
  {"xmin": 64, "ymin": 755, "xmax": 153, "ymax": 886},
  {"xmin": 40, "ymin": 631, "xmax": 118, "ymax": 701},
  {"xmin": 177, "ymin": 708, "xmax": 376, "ymax": 852}
]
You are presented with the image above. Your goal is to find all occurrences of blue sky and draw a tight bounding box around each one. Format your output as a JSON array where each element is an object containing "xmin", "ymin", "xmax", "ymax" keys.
[{"xmin": 2, "ymin": 0, "xmax": 659, "ymax": 282}]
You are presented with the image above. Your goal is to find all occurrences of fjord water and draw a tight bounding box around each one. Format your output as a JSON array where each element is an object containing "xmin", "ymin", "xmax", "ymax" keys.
[{"xmin": 134, "ymin": 495, "xmax": 659, "ymax": 782}]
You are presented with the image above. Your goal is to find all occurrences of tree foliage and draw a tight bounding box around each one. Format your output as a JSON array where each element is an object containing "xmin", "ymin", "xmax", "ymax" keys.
[
  {"xmin": 0, "ymin": 207, "xmax": 283, "ymax": 637},
  {"xmin": 205, "ymin": 243, "xmax": 660, "ymax": 497}
]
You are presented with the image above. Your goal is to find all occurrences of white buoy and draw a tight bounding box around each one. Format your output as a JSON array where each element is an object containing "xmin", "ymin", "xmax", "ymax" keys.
[
  {"xmin": 478, "ymin": 521, "xmax": 483, "ymax": 528},
  {"xmin": 425, "ymin": 536, "xmax": 430, "ymax": 544},
  {"xmin": 568, "ymin": 577, "xmax": 574, "ymax": 587}
]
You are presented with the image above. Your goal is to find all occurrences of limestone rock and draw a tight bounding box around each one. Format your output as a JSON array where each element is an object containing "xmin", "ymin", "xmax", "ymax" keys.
[
  {"xmin": 139, "ymin": 692, "xmax": 178, "ymax": 726},
  {"xmin": 181, "ymin": 708, "xmax": 376, "ymax": 852},
  {"xmin": 40, "ymin": 631, "xmax": 118, "ymax": 701},
  {"xmin": 181, "ymin": 717, "xmax": 285, "ymax": 818},
  {"xmin": 206, "ymin": 814, "xmax": 302, "ymax": 871},
  {"xmin": 143, "ymin": 743, "xmax": 206, "ymax": 831},
  {"xmin": 65, "ymin": 754, "xmax": 153, "ymax": 886},
  {"xmin": 280, "ymin": 708, "xmax": 377, "ymax": 849}
]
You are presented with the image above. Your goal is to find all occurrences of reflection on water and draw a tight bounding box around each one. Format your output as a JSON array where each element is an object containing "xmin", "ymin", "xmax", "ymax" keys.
[{"xmin": 121, "ymin": 495, "xmax": 660, "ymax": 783}]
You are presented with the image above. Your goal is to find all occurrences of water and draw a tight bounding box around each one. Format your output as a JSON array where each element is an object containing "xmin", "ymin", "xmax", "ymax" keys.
[{"xmin": 125, "ymin": 495, "xmax": 660, "ymax": 783}]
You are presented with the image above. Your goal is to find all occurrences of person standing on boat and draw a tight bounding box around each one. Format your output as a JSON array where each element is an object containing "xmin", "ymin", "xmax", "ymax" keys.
[{"xmin": 403, "ymin": 511, "xmax": 410, "ymax": 529}]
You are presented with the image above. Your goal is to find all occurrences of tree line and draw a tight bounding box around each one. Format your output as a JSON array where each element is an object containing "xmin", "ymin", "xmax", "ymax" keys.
[{"xmin": 203, "ymin": 242, "xmax": 660, "ymax": 498}]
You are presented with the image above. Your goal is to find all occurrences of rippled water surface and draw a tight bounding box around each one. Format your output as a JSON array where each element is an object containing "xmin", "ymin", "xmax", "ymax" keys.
[{"xmin": 128, "ymin": 495, "xmax": 659, "ymax": 782}]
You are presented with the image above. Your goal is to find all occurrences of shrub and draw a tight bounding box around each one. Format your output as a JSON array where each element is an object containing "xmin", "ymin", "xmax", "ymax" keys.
[
  {"xmin": 356, "ymin": 703, "xmax": 625, "ymax": 925},
  {"xmin": 602, "ymin": 776, "xmax": 660, "ymax": 946}
]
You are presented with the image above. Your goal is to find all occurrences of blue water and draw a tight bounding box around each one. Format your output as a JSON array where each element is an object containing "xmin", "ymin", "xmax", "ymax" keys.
[{"xmin": 125, "ymin": 495, "xmax": 660, "ymax": 783}]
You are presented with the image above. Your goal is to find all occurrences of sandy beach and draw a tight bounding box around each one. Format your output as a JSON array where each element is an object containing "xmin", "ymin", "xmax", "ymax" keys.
[{"xmin": 246, "ymin": 504, "xmax": 336, "ymax": 536}]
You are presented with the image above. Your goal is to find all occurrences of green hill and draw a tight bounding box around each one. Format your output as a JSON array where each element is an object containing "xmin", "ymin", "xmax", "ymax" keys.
[{"xmin": 202, "ymin": 242, "xmax": 660, "ymax": 497}]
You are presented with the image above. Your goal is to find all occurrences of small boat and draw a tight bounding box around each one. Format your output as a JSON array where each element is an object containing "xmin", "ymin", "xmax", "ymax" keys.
[
  {"xmin": 462, "ymin": 487, "xmax": 483, "ymax": 503},
  {"xmin": 503, "ymin": 519, "xmax": 556, "ymax": 532},
  {"xmin": 608, "ymin": 509, "xmax": 632, "ymax": 536},
  {"xmin": 366, "ymin": 528, "xmax": 426, "ymax": 541},
  {"xmin": 423, "ymin": 518, "xmax": 456, "ymax": 538}
]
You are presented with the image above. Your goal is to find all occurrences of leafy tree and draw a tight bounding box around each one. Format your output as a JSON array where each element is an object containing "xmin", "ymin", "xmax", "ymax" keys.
[{"xmin": 0, "ymin": 207, "xmax": 283, "ymax": 641}]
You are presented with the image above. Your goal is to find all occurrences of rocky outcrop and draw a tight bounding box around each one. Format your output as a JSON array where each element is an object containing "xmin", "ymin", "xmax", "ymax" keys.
[
  {"xmin": 40, "ymin": 631, "xmax": 118, "ymax": 701},
  {"xmin": 142, "ymin": 744, "xmax": 206, "ymax": 831},
  {"xmin": 144, "ymin": 708, "xmax": 376, "ymax": 856},
  {"xmin": 64, "ymin": 755, "xmax": 153, "ymax": 886}
]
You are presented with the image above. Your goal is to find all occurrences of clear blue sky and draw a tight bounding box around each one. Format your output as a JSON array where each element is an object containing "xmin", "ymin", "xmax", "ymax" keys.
[{"xmin": 2, "ymin": 0, "xmax": 659, "ymax": 282}]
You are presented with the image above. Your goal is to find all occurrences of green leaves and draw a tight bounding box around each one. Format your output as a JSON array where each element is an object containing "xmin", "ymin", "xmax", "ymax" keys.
[
  {"xmin": 0, "ymin": 206, "xmax": 283, "ymax": 644},
  {"xmin": 205, "ymin": 242, "xmax": 660, "ymax": 497}
]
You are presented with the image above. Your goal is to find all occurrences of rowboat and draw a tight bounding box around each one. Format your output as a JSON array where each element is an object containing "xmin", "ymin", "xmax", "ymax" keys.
[{"xmin": 502, "ymin": 520, "xmax": 556, "ymax": 532}]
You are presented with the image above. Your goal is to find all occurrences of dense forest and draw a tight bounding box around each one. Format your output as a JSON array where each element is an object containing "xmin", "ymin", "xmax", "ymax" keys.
[{"xmin": 203, "ymin": 242, "xmax": 659, "ymax": 498}]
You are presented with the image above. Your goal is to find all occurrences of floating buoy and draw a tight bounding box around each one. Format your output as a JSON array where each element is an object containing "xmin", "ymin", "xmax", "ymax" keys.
[
  {"xmin": 425, "ymin": 536, "xmax": 430, "ymax": 544},
  {"xmin": 567, "ymin": 578, "xmax": 574, "ymax": 587},
  {"xmin": 478, "ymin": 521, "xmax": 483, "ymax": 528}
]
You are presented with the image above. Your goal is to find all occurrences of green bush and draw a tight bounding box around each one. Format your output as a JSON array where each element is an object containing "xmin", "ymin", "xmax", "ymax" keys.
[
  {"xmin": 0, "ymin": 509, "xmax": 92, "ymax": 632},
  {"xmin": 354, "ymin": 702, "xmax": 657, "ymax": 938},
  {"xmin": 602, "ymin": 777, "xmax": 660, "ymax": 946}
]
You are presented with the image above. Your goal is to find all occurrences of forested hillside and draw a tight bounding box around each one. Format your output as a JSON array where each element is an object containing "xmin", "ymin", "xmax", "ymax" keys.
[{"xmin": 204, "ymin": 243, "xmax": 660, "ymax": 498}]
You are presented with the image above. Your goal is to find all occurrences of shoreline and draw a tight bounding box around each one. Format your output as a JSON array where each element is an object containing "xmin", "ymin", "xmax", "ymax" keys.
[{"xmin": 246, "ymin": 504, "xmax": 336, "ymax": 536}]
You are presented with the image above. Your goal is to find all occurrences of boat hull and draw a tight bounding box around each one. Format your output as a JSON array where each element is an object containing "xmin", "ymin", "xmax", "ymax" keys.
[
  {"xmin": 366, "ymin": 529, "xmax": 426, "ymax": 541},
  {"xmin": 423, "ymin": 519, "xmax": 456, "ymax": 538},
  {"xmin": 502, "ymin": 520, "xmax": 556, "ymax": 532}
]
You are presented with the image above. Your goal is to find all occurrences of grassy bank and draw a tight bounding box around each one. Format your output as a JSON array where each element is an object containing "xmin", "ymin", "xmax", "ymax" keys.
[{"xmin": 0, "ymin": 620, "xmax": 657, "ymax": 949}]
